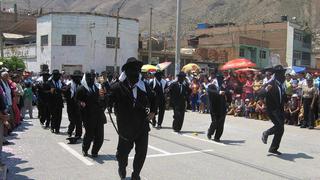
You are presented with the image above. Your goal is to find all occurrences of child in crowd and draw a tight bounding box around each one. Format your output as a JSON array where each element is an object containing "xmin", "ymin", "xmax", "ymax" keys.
[
  {"xmin": 255, "ymin": 97, "xmax": 267, "ymax": 120},
  {"xmin": 234, "ymin": 94, "xmax": 244, "ymax": 117},
  {"xmin": 22, "ymin": 82, "xmax": 34, "ymax": 119},
  {"xmin": 248, "ymin": 98, "xmax": 257, "ymax": 119}
]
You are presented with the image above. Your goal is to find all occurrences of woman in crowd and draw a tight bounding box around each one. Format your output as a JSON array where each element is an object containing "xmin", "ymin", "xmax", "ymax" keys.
[
  {"xmin": 243, "ymin": 74, "xmax": 254, "ymax": 100},
  {"xmin": 301, "ymin": 77, "xmax": 317, "ymax": 129}
]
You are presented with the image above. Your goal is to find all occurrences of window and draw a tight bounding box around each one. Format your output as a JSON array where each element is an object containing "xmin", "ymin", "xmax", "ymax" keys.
[
  {"xmin": 41, "ymin": 35, "xmax": 48, "ymax": 46},
  {"xmin": 239, "ymin": 48, "xmax": 245, "ymax": 57},
  {"xmin": 293, "ymin": 51, "xmax": 302, "ymax": 60},
  {"xmin": 62, "ymin": 35, "xmax": 76, "ymax": 46},
  {"xmin": 294, "ymin": 31, "xmax": 302, "ymax": 41},
  {"xmin": 259, "ymin": 50, "xmax": 267, "ymax": 59},
  {"xmin": 106, "ymin": 37, "xmax": 120, "ymax": 48}
]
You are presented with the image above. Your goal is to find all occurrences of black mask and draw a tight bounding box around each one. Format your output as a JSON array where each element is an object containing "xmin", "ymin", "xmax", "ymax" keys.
[
  {"xmin": 155, "ymin": 74, "xmax": 162, "ymax": 81},
  {"xmin": 275, "ymin": 72, "xmax": 285, "ymax": 84},
  {"xmin": 126, "ymin": 68, "xmax": 140, "ymax": 85},
  {"xmin": 178, "ymin": 77, "xmax": 185, "ymax": 83},
  {"xmin": 86, "ymin": 73, "xmax": 95, "ymax": 87},
  {"xmin": 53, "ymin": 74, "xmax": 61, "ymax": 81},
  {"xmin": 73, "ymin": 77, "xmax": 81, "ymax": 85}
]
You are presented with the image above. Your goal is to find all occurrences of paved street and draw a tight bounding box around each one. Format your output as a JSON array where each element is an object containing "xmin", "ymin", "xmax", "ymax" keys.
[{"xmin": 3, "ymin": 109, "xmax": 320, "ymax": 180}]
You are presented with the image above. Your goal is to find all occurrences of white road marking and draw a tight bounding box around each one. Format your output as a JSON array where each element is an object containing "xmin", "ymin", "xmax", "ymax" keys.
[
  {"xmin": 58, "ymin": 142, "xmax": 94, "ymax": 166},
  {"xmin": 129, "ymin": 149, "xmax": 213, "ymax": 159},
  {"xmin": 172, "ymin": 132, "xmax": 227, "ymax": 146},
  {"xmin": 148, "ymin": 145, "xmax": 170, "ymax": 154}
]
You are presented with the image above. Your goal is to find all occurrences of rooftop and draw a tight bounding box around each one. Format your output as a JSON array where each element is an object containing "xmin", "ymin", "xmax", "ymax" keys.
[{"xmin": 38, "ymin": 12, "xmax": 139, "ymax": 22}]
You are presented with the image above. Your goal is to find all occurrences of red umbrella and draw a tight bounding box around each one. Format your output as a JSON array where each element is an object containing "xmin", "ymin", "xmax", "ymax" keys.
[
  {"xmin": 235, "ymin": 68, "xmax": 259, "ymax": 73},
  {"xmin": 220, "ymin": 58, "xmax": 256, "ymax": 71}
]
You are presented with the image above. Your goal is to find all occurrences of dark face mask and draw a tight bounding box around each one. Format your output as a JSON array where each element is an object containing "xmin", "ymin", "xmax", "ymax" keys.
[
  {"xmin": 155, "ymin": 74, "xmax": 162, "ymax": 81},
  {"xmin": 178, "ymin": 77, "xmax": 185, "ymax": 83},
  {"xmin": 126, "ymin": 68, "xmax": 140, "ymax": 85},
  {"xmin": 86, "ymin": 74, "xmax": 95, "ymax": 87},
  {"xmin": 53, "ymin": 74, "xmax": 60, "ymax": 81},
  {"xmin": 275, "ymin": 72, "xmax": 285, "ymax": 83},
  {"xmin": 74, "ymin": 77, "xmax": 81, "ymax": 85}
]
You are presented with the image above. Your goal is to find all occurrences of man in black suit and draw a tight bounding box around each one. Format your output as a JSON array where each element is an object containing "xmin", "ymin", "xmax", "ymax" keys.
[
  {"xmin": 37, "ymin": 70, "xmax": 51, "ymax": 128},
  {"xmin": 76, "ymin": 72, "xmax": 107, "ymax": 157},
  {"xmin": 48, "ymin": 70, "xmax": 65, "ymax": 134},
  {"xmin": 169, "ymin": 72, "xmax": 190, "ymax": 132},
  {"xmin": 149, "ymin": 71, "xmax": 168, "ymax": 129},
  {"xmin": 109, "ymin": 57, "xmax": 156, "ymax": 180},
  {"xmin": 207, "ymin": 73, "xmax": 231, "ymax": 142},
  {"xmin": 260, "ymin": 65, "xmax": 287, "ymax": 155}
]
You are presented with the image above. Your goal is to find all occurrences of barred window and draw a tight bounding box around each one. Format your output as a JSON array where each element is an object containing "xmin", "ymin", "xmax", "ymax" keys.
[
  {"xmin": 41, "ymin": 35, "xmax": 48, "ymax": 46},
  {"xmin": 62, "ymin": 35, "xmax": 76, "ymax": 46},
  {"xmin": 106, "ymin": 37, "xmax": 120, "ymax": 48}
]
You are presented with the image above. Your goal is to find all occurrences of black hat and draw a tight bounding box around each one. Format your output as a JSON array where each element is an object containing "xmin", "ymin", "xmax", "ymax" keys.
[
  {"xmin": 273, "ymin": 65, "xmax": 286, "ymax": 73},
  {"xmin": 71, "ymin": 70, "xmax": 83, "ymax": 77},
  {"xmin": 121, "ymin": 57, "xmax": 143, "ymax": 72},
  {"xmin": 52, "ymin": 69, "xmax": 61, "ymax": 75},
  {"xmin": 177, "ymin": 71, "xmax": 186, "ymax": 77}
]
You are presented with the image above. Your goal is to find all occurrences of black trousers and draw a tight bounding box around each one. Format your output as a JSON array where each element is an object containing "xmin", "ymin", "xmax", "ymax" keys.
[
  {"xmin": 152, "ymin": 100, "xmax": 165, "ymax": 126},
  {"xmin": 172, "ymin": 105, "xmax": 185, "ymax": 132},
  {"xmin": 39, "ymin": 102, "xmax": 50, "ymax": 126},
  {"xmin": 303, "ymin": 98, "xmax": 315, "ymax": 127},
  {"xmin": 265, "ymin": 110, "xmax": 285, "ymax": 151},
  {"xmin": 67, "ymin": 103, "xmax": 82, "ymax": 137},
  {"xmin": 116, "ymin": 131, "xmax": 148, "ymax": 180},
  {"xmin": 50, "ymin": 106, "xmax": 62, "ymax": 132},
  {"xmin": 208, "ymin": 113, "xmax": 226, "ymax": 140},
  {"xmin": 82, "ymin": 122, "xmax": 104, "ymax": 154}
]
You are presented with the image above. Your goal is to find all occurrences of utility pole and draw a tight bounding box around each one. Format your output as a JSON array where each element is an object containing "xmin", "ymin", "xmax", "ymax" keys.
[
  {"xmin": 114, "ymin": 0, "xmax": 127, "ymax": 73},
  {"xmin": 175, "ymin": 0, "xmax": 182, "ymax": 76},
  {"xmin": 148, "ymin": 7, "xmax": 152, "ymax": 64}
]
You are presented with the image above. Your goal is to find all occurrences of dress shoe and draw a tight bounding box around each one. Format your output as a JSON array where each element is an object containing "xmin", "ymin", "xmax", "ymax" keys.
[
  {"xmin": 261, "ymin": 132, "xmax": 268, "ymax": 144},
  {"xmin": 156, "ymin": 125, "xmax": 162, "ymax": 129},
  {"xmin": 118, "ymin": 167, "xmax": 126, "ymax": 179},
  {"xmin": 50, "ymin": 129, "xmax": 55, "ymax": 133},
  {"xmin": 82, "ymin": 150, "xmax": 88, "ymax": 157},
  {"xmin": 308, "ymin": 126, "xmax": 314, "ymax": 129},
  {"xmin": 300, "ymin": 125, "xmax": 307, "ymax": 128},
  {"xmin": 3, "ymin": 140, "xmax": 10, "ymax": 146},
  {"xmin": 268, "ymin": 150, "xmax": 282, "ymax": 155},
  {"xmin": 213, "ymin": 139, "xmax": 220, "ymax": 142},
  {"xmin": 91, "ymin": 153, "xmax": 98, "ymax": 158},
  {"xmin": 207, "ymin": 133, "xmax": 212, "ymax": 140}
]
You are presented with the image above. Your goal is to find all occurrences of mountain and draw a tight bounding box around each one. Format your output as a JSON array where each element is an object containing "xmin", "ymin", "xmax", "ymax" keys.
[{"xmin": 1, "ymin": 0, "xmax": 319, "ymax": 44}]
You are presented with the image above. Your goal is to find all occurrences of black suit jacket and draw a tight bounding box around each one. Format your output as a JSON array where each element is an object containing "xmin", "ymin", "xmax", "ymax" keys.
[
  {"xmin": 208, "ymin": 83, "xmax": 231, "ymax": 115},
  {"xmin": 149, "ymin": 79, "xmax": 167, "ymax": 104},
  {"xmin": 109, "ymin": 80, "xmax": 156, "ymax": 141},
  {"xmin": 259, "ymin": 80, "xmax": 287, "ymax": 112},
  {"xmin": 169, "ymin": 81, "xmax": 190, "ymax": 108}
]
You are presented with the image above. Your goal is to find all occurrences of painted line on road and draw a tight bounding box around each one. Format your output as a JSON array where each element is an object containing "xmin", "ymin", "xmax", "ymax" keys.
[
  {"xmin": 129, "ymin": 149, "xmax": 213, "ymax": 159},
  {"xmin": 58, "ymin": 142, "xmax": 94, "ymax": 166},
  {"xmin": 172, "ymin": 132, "xmax": 227, "ymax": 146},
  {"xmin": 148, "ymin": 145, "xmax": 170, "ymax": 155}
]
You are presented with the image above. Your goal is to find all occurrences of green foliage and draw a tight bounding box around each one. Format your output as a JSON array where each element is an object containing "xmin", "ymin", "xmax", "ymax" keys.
[{"xmin": 0, "ymin": 56, "xmax": 26, "ymax": 71}]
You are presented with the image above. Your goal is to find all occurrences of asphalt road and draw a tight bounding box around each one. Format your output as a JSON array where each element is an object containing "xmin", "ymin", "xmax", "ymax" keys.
[{"xmin": 3, "ymin": 108, "xmax": 320, "ymax": 180}]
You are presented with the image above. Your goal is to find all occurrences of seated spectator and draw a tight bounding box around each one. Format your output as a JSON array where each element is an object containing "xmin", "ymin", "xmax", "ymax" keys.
[
  {"xmin": 255, "ymin": 97, "xmax": 267, "ymax": 120},
  {"xmin": 227, "ymin": 99, "xmax": 236, "ymax": 115},
  {"xmin": 234, "ymin": 94, "xmax": 244, "ymax": 117},
  {"xmin": 248, "ymin": 98, "xmax": 257, "ymax": 119},
  {"xmin": 285, "ymin": 94, "xmax": 300, "ymax": 125}
]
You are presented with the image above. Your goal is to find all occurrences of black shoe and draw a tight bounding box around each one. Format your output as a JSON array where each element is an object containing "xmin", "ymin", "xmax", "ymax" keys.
[
  {"xmin": 51, "ymin": 129, "xmax": 55, "ymax": 133},
  {"xmin": 300, "ymin": 125, "xmax": 307, "ymax": 128},
  {"xmin": 67, "ymin": 132, "xmax": 72, "ymax": 137},
  {"xmin": 213, "ymin": 139, "xmax": 220, "ymax": 142},
  {"xmin": 156, "ymin": 125, "xmax": 162, "ymax": 129},
  {"xmin": 207, "ymin": 134, "xmax": 212, "ymax": 140},
  {"xmin": 82, "ymin": 150, "xmax": 88, "ymax": 157},
  {"xmin": 91, "ymin": 153, "xmax": 98, "ymax": 158},
  {"xmin": 308, "ymin": 126, "xmax": 314, "ymax": 129},
  {"xmin": 54, "ymin": 131, "xmax": 60, "ymax": 134},
  {"xmin": 118, "ymin": 167, "xmax": 126, "ymax": 179},
  {"xmin": 3, "ymin": 140, "xmax": 10, "ymax": 146},
  {"xmin": 261, "ymin": 132, "xmax": 268, "ymax": 144},
  {"xmin": 268, "ymin": 150, "xmax": 282, "ymax": 155}
]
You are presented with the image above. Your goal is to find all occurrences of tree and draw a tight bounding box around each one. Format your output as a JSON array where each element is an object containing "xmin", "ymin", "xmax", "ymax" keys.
[{"xmin": 0, "ymin": 56, "xmax": 26, "ymax": 71}]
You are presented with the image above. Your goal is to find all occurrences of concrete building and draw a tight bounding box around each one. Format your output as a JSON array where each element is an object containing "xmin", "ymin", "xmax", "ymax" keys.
[
  {"xmin": 194, "ymin": 21, "xmax": 313, "ymax": 68},
  {"xmin": 37, "ymin": 12, "xmax": 139, "ymax": 73}
]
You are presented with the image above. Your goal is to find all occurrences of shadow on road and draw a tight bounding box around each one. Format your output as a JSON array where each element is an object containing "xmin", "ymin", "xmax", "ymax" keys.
[
  {"xmin": 92, "ymin": 154, "xmax": 116, "ymax": 164},
  {"xmin": 221, "ymin": 140, "xmax": 246, "ymax": 145},
  {"xmin": 178, "ymin": 131, "xmax": 206, "ymax": 134},
  {"xmin": 267, "ymin": 152, "xmax": 314, "ymax": 162},
  {"xmin": 3, "ymin": 151, "xmax": 34, "ymax": 180}
]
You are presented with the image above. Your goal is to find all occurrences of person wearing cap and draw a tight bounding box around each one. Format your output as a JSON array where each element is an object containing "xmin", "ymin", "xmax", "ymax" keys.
[
  {"xmin": 65, "ymin": 70, "xmax": 83, "ymax": 139},
  {"xmin": 169, "ymin": 71, "xmax": 190, "ymax": 132},
  {"xmin": 36, "ymin": 70, "xmax": 51, "ymax": 128},
  {"xmin": 48, "ymin": 69, "xmax": 66, "ymax": 134},
  {"xmin": 260, "ymin": 65, "xmax": 288, "ymax": 155},
  {"xmin": 108, "ymin": 57, "xmax": 156, "ymax": 180},
  {"xmin": 149, "ymin": 70, "xmax": 168, "ymax": 129},
  {"xmin": 76, "ymin": 71, "xmax": 107, "ymax": 156},
  {"xmin": 301, "ymin": 77, "xmax": 317, "ymax": 129},
  {"xmin": 207, "ymin": 73, "xmax": 232, "ymax": 142}
]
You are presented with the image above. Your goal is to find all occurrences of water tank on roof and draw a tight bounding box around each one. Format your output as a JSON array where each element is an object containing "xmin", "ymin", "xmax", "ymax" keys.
[
  {"xmin": 197, "ymin": 23, "xmax": 209, "ymax": 29},
  {"xmin": 281, "ymin": 15, "xmax": 288, "ymax": 22}
]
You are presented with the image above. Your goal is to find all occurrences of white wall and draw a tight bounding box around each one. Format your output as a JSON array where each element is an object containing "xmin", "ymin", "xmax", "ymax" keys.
[
  {"xmin": 37, "ymin": 15, "xmax": 52, "ymax": 72},
  {"xmin": 47, "ymin": 13, "xmax": 139, "ymax": 73},
  {"xmin": 286, "ymin": 22, "xmax": 294, "ymax": 67}
]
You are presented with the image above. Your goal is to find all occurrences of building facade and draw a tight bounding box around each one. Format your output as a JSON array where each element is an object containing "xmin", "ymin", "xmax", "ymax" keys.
[
  {"xmin": 37, "ymin": 12, "xmax": 139, "ymax": 73},
  {"xmin": 194, "ymin": 21, "xmax": 313, "ymax": 68}
]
